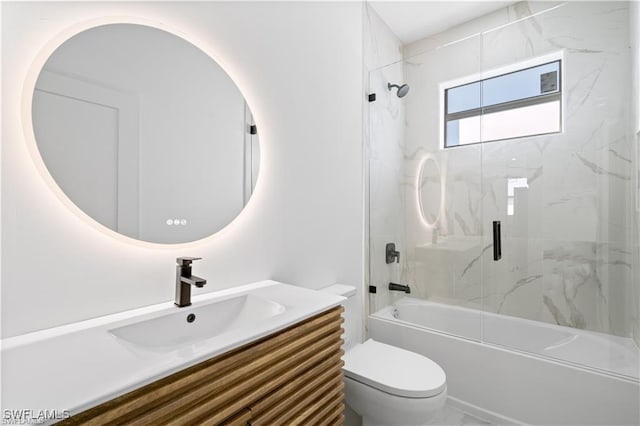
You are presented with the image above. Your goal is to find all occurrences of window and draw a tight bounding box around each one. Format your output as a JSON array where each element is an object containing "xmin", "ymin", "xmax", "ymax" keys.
[{"xmin": 443, "ymin": 59, "xmax": 562, "ymax": 148}]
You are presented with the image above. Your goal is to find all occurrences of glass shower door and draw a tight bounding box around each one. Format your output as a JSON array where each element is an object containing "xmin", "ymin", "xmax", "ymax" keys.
[
  {"xmin": 367, "ymin": 32, "xmax": 486, "ymax": 343},
  {"xmin": 404, "ymin": 37, "xmax": 485, "ymax": 342},
  {"xmin": 479, "ymin": 1, "xmax": 639, "ymax": 379}
]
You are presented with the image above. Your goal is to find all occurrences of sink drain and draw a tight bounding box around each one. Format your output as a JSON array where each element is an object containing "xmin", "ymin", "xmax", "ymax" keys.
[{"xmin": 186, "ymin": 313, "xmax": 196, "ymax": 323}]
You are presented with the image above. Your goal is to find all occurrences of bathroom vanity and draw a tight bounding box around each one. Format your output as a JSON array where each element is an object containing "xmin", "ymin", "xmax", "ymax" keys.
[
  {"xmin": 62, "ymin": 307, "xmax": 344, "ymax": 425},
  {"xmin": 2, "ymin": 282, "xmax": 346, "ymax": 425}
]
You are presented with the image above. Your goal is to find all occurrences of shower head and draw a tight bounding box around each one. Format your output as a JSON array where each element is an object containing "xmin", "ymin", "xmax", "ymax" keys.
[{"xmin": 388, "ymin": 82, "xmax": 410, "ymax": 98}]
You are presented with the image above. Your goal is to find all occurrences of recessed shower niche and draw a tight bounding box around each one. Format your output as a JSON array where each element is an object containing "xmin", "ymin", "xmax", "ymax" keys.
[{"xmin": 30, "ymin": 23, "xmax": 260, "ymax": 244}]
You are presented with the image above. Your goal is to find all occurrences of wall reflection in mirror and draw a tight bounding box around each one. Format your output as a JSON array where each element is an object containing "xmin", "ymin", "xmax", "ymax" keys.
[
  {"xmin": 418, "ymin": 157, "xmax": 442, "ymax": 227},
  {"xmin": 32, "ymin": 24, "xmax": 259, "ymax": 244}
]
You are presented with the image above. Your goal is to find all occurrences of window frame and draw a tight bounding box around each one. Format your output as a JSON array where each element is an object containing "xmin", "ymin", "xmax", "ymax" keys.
[{"xmin": 439, "ymin": 51, "xmax": 564, "ymax": 149}]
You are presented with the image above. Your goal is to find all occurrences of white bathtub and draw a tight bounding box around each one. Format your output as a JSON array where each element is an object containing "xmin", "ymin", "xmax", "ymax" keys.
[{"xmin": 370, "ymin": 297, "xmax": 640, "ymax": 426}]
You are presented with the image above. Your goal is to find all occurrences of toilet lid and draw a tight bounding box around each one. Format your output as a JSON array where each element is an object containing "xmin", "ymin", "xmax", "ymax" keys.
[{"xmin": 342, "ymin": 339, "xmax": 446, "ymax": 398}]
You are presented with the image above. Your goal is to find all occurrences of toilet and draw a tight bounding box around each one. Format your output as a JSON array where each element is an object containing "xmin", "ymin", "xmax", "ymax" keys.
[
  {"xmin": 321, "ymin": 284, "xmax": 447, "ymax": 426},
  {"xmin": 343, "ymin": 339, "xmax": 447, "ymax": 426}
]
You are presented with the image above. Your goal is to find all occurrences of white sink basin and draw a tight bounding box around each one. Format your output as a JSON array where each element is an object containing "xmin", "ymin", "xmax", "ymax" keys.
[{"xmin": 109, "ymin": 294, "xmax": 286, "ymax": 349}]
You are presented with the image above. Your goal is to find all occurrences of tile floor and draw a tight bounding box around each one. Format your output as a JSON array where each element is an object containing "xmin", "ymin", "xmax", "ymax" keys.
[
  {"xmin": 344, "ymin": 400, "xmax": 496, "ymax": 425},
  {"xmin": 430, "ymin": 403, "xmax": 493, "ymax": 425}
]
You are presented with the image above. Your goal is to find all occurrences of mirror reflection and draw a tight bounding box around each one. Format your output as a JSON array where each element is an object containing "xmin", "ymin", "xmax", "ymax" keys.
[
  {"xmin": 32, "ymin": 24, "xmax": 259, "ymax": 244},
  {"xmin": 418, "ymin": 157, "xmax": 442, "ymax": 226}
]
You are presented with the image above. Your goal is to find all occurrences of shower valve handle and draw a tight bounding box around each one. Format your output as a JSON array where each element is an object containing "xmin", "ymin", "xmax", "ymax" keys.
[{"xmin": 386, "ymin": 243, "xmax": 400, "ymax": 264}]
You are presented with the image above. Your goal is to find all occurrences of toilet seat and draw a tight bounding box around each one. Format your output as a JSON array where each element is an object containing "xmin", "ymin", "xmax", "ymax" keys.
[{"xmin": 342, "ymin": 339, "xmax": 446, "ymax": 398}]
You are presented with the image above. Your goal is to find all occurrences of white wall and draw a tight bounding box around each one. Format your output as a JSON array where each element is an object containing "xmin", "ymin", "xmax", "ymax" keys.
[{"xmin": 1, "ymin": 1, "xmax": 364, "ymax": 339}]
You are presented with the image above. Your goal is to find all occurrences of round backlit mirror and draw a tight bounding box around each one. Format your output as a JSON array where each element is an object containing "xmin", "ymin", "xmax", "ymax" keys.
[
  {"xmin": 31, "ymin": 23, "xmax": 259, "ymax": 244},
  {"xmin": 418, "ymin": 157, "xmax": 442, "ymax": 226}
]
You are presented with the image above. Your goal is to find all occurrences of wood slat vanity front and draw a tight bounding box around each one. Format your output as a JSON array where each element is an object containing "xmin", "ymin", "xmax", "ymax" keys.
[{"xmin": 59, "ymin": 306, "xmax": 345, "ymax": 425}]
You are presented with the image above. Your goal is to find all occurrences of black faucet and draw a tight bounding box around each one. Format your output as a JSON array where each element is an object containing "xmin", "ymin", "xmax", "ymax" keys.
[
  {"xmin": 389, "ymin": 282, "xmax": 411, "ymax": 294},
  {"xmin": 175, "ymin": 257, "xmax": 207, "ymax": 307}
]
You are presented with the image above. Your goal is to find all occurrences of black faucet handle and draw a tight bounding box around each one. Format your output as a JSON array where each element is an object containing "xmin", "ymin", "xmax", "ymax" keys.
[
  {"xmin": 176, "ymin": 257, "xmax": 202, "ymax": 266},
  {"xmin": 385, "ymin": 243, "xmax": 400, "ymax": 264}
]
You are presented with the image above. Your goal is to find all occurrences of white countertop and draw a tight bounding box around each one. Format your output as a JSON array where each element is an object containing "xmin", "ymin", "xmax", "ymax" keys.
[{"xmin": 1, "ymin": 281, "xmax": 344, "ymax": 421}]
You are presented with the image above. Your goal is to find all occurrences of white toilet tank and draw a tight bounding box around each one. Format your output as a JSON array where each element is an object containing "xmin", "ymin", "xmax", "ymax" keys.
[{"xmin": 320, "ymin": 284, "xmax": 358, "ymax": 351}]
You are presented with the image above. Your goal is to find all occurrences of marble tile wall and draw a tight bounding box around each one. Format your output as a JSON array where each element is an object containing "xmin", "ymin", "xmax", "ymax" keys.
[{"xmin": 399, "ymin": 2, "xmax": 637, "ymax": 339}]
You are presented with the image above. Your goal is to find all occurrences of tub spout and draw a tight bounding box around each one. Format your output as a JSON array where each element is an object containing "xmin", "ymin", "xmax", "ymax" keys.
[{"xmin": 389, "ymin": 282, "xmax": 411, "ymax": 294}]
